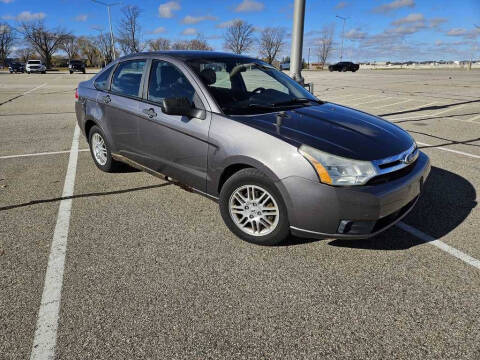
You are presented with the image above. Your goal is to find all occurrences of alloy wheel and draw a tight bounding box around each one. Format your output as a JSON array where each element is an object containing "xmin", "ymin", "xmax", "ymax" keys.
[{"xmin": 228, "ymin": 185, "xmax": 280, "ymax": 236}]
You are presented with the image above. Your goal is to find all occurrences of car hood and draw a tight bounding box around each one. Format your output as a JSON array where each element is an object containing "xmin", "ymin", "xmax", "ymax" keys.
[{"xmin": 229, "ymin": 102, "xmax": 414, "ymax": 161}]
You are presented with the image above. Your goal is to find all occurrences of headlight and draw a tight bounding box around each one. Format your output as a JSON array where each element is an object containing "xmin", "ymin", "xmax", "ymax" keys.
[{"xmin": 299, "ymin": 144, "xmax": 378, "ymax": 186}]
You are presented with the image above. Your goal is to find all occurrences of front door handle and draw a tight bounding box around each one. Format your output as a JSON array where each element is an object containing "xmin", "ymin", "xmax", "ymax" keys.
[
  {"xmin": 102, "ymin": 95, "xmax": 111, "ymax": 104},
  {"xmin": 142, "ymin": 108, "xmax": 157, "ymax": 118}
]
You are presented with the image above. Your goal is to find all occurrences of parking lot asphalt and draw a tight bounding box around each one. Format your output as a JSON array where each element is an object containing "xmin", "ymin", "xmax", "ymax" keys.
[{"xmin": 0, "ymin": 69, "xmax": 479, "ymax": 359}]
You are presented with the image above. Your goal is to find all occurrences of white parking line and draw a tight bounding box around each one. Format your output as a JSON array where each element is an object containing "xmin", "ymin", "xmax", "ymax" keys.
[
  {"xmin": 23, "ymin": 83, "xmax": 47, "ymax": 95},
  {"xmin": 416, "ymin": 141, "xmax": 480, "ymax": 159},
  {"xmin": 339, "ymin": 94, "xmax": 377, "ymax": 103},
  {"xmin": 466, "ymin": 114, "xmax": 480, "ymax": 122},
  {"xmin": 379, "ymin": 101, "xmax": 437, "ymax": 115},
  {"xmin": 30, "ymin": 125, "xmax": 80, "ymax": 360},
  {"xmin": 389, "ymin": 103, "xmax": 468, "ymax": 121},
  {"xmin": 350, "ymin": 96, "xmax": 393, "ymax": 106},
  {"xmin": 373, "ymin": 99, "xmax": 412, "ymax": 109},
  {"xmin": 322, "ymin": 93, "xmax": 365, "ymax": 101},
  {"xmin": 397, "ymin": 222, "xmax": 480, "ymax": 270},
  {"xmin": 0, "ymin": 149, "xmax": 88, "ymax": 160}
]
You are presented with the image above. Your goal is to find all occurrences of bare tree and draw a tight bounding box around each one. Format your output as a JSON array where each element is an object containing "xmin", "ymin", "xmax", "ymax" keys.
[
  {"xmin": 172, "ymin": 37, "xmax": 213, "ymax": 51},
  {"xmin": 19, "ymin": 20, "xmax": 70, "ymax": 69},
  {"xmin": 78, "ymin": 36, "xmax": 101, "ymax": 67},
  {"xmin": 0, "ymin": 23, "xmax": 16, "ymax": 67},
  {"xmin": 148, "ymin": 37, "xmax": 171, "ymax": 51},
  {"xmin": 16, "ymin": 47, "xmax": 36, "ymax": 63},
  {"xmin": 223, "ymin": 20, "xmax": 255, "ymax": 54},
  {"xmin": 316, "ymin": 25, "xmax": 335, "ymax": 69},
  {"xmin": 94, "ymin": 32, "xmax": 115, "ymax": 65},
  {"xmin": 60, "ymin": 35, "xmax": 79, "ymax": 61},
  {"xmin": 258, "ymin": 27, "xmax": 285, "ymax": 64},
  {"xmin": 117, "ymin": 5, "xmax": 143, "ymax": 55}
]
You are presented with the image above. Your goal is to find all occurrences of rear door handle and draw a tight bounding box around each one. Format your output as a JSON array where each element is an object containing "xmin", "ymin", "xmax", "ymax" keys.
[
  {"xmin": 102, "ymin": 95, "xmax": 111, "ymax": 104},
  {"xmin": 142, "ymin": 108, "xmax": 157, "ymax": 118}
]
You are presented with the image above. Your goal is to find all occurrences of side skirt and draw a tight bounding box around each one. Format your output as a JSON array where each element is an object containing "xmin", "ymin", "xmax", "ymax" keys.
[{"xmin": 111, "ymin": 153, "xmax": 218, "ymax": 202}]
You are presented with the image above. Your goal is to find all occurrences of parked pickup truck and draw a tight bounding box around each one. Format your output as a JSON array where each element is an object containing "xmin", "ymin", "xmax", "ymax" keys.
[
  {"xmin": 69, "ymin": 60, "xmax": 86, "ymax": 74},
  {"xmin": 26, "ymin": 60, "xmax": 46, "ymax": 74}
]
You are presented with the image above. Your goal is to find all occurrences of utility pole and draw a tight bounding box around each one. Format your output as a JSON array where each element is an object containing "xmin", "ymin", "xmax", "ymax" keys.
[
  {"xmin": 307, "ymin": 47, "xmax": 310, "ymax": 69},
  {"xmin": 336, "ymin": 15, "xmax": 347, "ymax": 61},
  {"xmin": 91, "ymin": 0, "xmax": 121, "ymax": 61},
  {"xmin": 290, "ymin": 0, "xmax": 306, "ymax": 85}
]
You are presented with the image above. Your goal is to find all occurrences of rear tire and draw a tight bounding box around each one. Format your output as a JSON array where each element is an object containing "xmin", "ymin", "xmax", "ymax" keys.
[
  {"xmin": 219, "ymin": 168, "xmax": 290, "ymax": 246},
  {"xmin": 88, "ymin": 125, "xmax": 121, "ymax": 172}
]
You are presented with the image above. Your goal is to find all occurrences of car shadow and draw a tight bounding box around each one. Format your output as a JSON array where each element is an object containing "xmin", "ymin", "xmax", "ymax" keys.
[{"xmin": 283, "ymin": 166, "xmax": 476, "ymax": 250}]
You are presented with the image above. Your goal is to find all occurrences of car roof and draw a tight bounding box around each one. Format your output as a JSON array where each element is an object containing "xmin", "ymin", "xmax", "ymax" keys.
[{"xmin": 119, "ymin": 50, "xmax": 256, "ymax": 62}]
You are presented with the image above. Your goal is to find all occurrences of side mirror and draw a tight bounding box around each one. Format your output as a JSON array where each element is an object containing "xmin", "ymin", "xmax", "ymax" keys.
[{"xmin": 162, "ymin": 97, "xmax": 206, "ymax": 120}]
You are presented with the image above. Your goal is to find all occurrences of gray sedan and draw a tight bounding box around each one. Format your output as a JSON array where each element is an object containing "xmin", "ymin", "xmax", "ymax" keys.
[{"xmin": 75, "ymin": 51, "xmax": 430, "ymax": 245}]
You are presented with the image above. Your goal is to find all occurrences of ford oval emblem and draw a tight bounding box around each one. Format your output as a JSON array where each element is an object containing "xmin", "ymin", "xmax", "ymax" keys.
[{"xmin": 402, "ymin": 150, "xmax": 417, "ymax": 164}]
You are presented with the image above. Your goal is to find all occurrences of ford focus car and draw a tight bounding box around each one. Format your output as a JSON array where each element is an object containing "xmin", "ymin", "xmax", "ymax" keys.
[{"xmin": 75, "ymin": 51, "xmax": 430, "ymax": 246}]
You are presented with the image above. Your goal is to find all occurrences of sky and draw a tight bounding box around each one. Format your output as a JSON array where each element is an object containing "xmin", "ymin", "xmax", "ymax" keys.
[{"xmin": 1, "ymin": 0, "xmax": 480, "ymax": 62}]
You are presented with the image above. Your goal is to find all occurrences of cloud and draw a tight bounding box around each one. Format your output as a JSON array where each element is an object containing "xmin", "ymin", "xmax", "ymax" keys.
[
  {"xmin": 235, "ymin": 0, "xmax": 264, "ymax": 12},
  {"xmin": 335, "ymin": 2, "xmax": 348, "ymax": 9},
  {"xmin": 430, "ymin": 17, "xmax": 447, "ymax": 29},
  {"xmin": 150, "ymin": 27, "xmax": 166, "ymax": 34},
  {"xmin": 1, "ymin": 0, "xmax": 15, "ymax": 3},
  {"xmin": 388, "ymin": 23, "xmax": 426, "ymax": 34},
  {"xmin": 182, "ymin": 15, "xmax": 217, "ymax": 24},
  {"xmin": 2, "ymin": 11, "xmax": 46, "ymax": 21},
  {"xmin": 75, "ymin": 14, "xmax": 88, "ymax": 22},
  {"xmin": 216, "ymin": 19, "xmax": 239, "ymax": 28},
  {"xmin": 373, "ymin": 0, "xmax": 415, "ymax": 14},
  {"xmin": 181, "ymin": 27, "xmax": 197, "ymax": 36},
  {"xmin": 158, "ymin": 1, "xmax": 181, "ymax": 18},
  {"xmin": 392, "ymin": 13, "xmax": 424, "ymax": 25},
  {"xmin": 447, "ymin": 28, "xmax": 467, "ymax": 36},
  {"xmin": 90, "ymin": 25, "xmax": 104, "ymax": 32},
  {"xmin": 345, "ymin": 29, "xmax": 367, "ymax": 40},
  {"xmin": 446, "ymin": 27, "xmax": 480, "ymax": 39}
]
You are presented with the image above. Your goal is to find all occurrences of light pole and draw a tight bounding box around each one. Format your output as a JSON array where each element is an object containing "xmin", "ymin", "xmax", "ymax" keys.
[
  {"xmin": 290, "ymin": 0, "xmax": 306, "ymax": 84},
  {"xmin": 91, "ymin": 0, "xmax": 121, "ymax": 61},
  {"xmin": 336, "ymin": 15, "xmax": 347, "ymax": 61}
]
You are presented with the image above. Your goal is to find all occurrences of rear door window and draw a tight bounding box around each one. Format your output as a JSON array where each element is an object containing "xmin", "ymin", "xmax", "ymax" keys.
[
  {"xmin": 94, "ymin": 65, "xmax": 115, "ymax": 91},
  {"xmin": 111, "ymin": 60, "xmax": 146, "ymax": 98},
  {"xmin": 147, "ymin": 60, "xmax": 201, "ymax": 107}
]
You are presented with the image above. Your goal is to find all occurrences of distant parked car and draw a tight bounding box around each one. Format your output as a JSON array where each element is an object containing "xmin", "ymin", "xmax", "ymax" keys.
[
  {"xmin": 8, "ymin": 62, "xmax": 25, "ymax": 73},
  {"xmin": 69, "ymin": 60, "xmax": 86, "ymax": 74},
  {"xmin": 26, "ymin": 59, "xmax": 46, "ymax": 74},
  {"xmin": 328, "ymin": 62, "xmax": 359, "ymax": 72},
  {"xmin": 280, "ymin": 62, "xmax": 290, "ymax": 70}
]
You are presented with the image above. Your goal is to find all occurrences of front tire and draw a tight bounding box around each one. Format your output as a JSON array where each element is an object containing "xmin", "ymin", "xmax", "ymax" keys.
[
  {"xmin": 88, "ymin": 125, "xmax": 121, "ymax": 172},
  {"xmin": 219, "ymin": 168, "xmax": 290, "ymax": 246}
]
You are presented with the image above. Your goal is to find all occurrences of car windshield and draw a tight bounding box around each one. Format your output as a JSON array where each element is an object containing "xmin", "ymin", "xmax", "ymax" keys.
[
  {"xmin": 29, "ymin": 60, "xmax": 40, "ymax": 64},
  {"xmin": 186, "ymin": 57, "xmax": 319, "ymax": 115},
  {"xmin": 70, "ymin": 61, "xmax": 82, "ymax": 64}
]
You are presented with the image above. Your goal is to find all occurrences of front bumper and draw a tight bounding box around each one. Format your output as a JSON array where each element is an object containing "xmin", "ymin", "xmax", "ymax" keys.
[{"xmin": 278, "ymin": 151, "xmax": 431, "ymax": 239}]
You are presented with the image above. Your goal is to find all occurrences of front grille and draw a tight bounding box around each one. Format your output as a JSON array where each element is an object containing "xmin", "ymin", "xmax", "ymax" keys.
[{"xmin": 367, "ymin": 160, "xmax": 417, "ymax": 185}]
